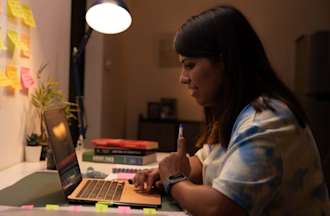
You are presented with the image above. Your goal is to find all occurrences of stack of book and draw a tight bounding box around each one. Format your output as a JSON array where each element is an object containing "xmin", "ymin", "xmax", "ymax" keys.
[{"xmin": 82, "ymin": 138, "xmax": 158, "ymax": 165}]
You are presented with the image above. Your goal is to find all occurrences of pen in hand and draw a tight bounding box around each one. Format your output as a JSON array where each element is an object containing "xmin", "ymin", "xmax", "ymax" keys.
[
  {"xmin": 178, "ymin": 123, "xmax": 184, "ymax": 138},
  {"xmin": 177, "ymin": 124, "xmax": 186, "ymax": 157}
]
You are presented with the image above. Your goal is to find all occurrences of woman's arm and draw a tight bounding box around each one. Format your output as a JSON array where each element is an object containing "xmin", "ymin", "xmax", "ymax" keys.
[
  {"xmin": 188, "ymin": 155, "xmax": 203, "ymax": 184},
  {"xmin": 171, "ymin": 180, "xmax": 247, "ymax": 216}
]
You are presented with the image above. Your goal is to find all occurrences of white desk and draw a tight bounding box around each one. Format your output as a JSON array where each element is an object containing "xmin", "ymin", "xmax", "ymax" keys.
[
  {"xmin": 0, "ymin": 149, "xmax": 186, "ymax": 215},
  {"xmin": 0, "ymin": 148, "xmax": 169, "ymax": 190}
]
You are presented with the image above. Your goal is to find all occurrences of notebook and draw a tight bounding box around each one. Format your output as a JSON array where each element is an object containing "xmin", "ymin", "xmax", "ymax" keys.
[{"xmin": 44, "ymin": 108, "xmax": 161, "ymax": 208}]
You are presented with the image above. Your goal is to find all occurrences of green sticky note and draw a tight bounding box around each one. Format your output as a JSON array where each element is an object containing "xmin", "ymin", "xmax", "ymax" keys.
[
  {"xmin": 46, "ymin": 204, "xmax": 59, "ymax": 210},
  {"xmin": 143, "ymin": 208, "xmax": 157, "ymax": 215},
  {"xmin": 97, "ymin": 200, "xmax": 113, "ymax": 206},
  {"xmin": 95, "ymin": 203, "xmax": 108, "ymax": 212}
]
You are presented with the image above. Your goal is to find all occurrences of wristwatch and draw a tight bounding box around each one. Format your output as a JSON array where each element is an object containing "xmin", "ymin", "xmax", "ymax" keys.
[{"xmin": 163, "ymin": 173, "xmax": 188, "ymax": 195}]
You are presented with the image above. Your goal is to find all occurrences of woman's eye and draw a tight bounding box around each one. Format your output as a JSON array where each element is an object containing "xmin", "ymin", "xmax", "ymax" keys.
[{"xmin": 184, "ymin": 63, "xmax": 195, "ymax": 70}]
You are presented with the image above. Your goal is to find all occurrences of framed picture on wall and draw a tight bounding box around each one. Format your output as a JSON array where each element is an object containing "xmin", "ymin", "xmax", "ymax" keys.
[{"xmin": 157, "ymin": 33, "xmax": 180, "ymax": 68}]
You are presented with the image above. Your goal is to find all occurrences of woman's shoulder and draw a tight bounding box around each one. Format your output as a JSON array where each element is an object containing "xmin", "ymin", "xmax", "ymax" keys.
[{"xmin": 232, "ymin": 97, "xmax": 298, "ymax": 137}]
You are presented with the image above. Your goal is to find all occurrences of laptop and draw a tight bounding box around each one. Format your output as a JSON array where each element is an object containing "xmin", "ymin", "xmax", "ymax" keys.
[{"xmin": 44, "ymin": 108, "xmax": 161, "ymax": 208}]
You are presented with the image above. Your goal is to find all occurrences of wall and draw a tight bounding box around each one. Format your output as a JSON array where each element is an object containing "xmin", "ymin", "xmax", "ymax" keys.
[
  {"xmin": 0, "ymin": 0, "xmax": 71, "ymax": 170},
  {"xmin": 85, "ymin": 0, "xmax": 330, "ymax": 141}
]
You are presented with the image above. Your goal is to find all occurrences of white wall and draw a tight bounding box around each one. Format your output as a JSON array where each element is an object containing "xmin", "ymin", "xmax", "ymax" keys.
[{"xmin": 0, "ymin": 0, "xmax": 71, "ymax": 170}]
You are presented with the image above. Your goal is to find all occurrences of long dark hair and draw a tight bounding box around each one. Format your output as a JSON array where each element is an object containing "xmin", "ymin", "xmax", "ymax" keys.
[{"xmin": 174, "ymin": 5, "xmax": 307, "ymax": 148}]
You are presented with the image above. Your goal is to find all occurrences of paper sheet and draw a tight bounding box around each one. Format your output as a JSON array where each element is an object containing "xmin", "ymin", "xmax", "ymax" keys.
[
  {"xmin": 20, "ymin": 67, "xmax": 34, "ymax": 88},
  {"xmin": 22, "ymin": 4, "xmax": 36, "ymax": 28},
  {"xmin": 20, "ymin": 33, "xmax": 31, "ymax": 58},
  {"xmin": 6, "ymin": 65, "xmax": 21, "ymax": 90},
  {"xmin": 7, "ymin": 0, "xmax": 23, "ymax": 18},
  {"xmin": 8, "ymin": 30, "xmax": 21, "ymax": 50},
  {"xmin": 0, "ymin": 36, "xmax": 6, "ymax": 50},
  {"xmin": 0, "ymin": 72, "xmax": 12, "ymax": 87}
]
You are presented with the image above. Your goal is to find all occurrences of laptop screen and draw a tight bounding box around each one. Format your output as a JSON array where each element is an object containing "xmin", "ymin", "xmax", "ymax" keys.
[{"xmin": 44, "ymin": 108, "xmax": 82, "ymax": 196}]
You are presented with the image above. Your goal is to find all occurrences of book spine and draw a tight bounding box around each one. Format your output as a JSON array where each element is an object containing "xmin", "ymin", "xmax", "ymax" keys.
[
  {"xmin": 94, "ymin": 148, "xmax": 149, "ymax": 156},
  {"xmin": 83, "ymin": 152, "xmax": 145, "ymax": 165}
]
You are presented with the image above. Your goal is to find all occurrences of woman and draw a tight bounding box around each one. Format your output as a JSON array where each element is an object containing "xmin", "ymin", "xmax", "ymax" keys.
[{"xmin": 133, "ymin": 5, "xmax": 329, "ymax": 216}]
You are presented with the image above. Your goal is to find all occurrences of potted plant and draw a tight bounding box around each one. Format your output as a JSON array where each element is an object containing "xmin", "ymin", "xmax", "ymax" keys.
[
  {"xmin": 30, "ymin": 64, "xmax": 78, "ymax": 165},
  {"xmin": 25, "ymin": 133, "xmax": 42, "ymax": 162}
]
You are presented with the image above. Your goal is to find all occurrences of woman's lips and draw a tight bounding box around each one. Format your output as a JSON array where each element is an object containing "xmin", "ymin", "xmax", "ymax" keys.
[{"xmin": 190, "ymin": 88, "xmax": 198, "ymax": 97}]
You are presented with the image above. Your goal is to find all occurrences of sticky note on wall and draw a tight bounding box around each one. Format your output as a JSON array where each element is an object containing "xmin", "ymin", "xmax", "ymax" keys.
[
  {"xmin": 6, "ymin": 65, "xmax": 21, "ymax": 90},
  {"xmin": 0, "ymin": 72, "xmax": 12, "ymax": 87},
  {"xmin": 8, "ymin": 30, "xmax": 21, "ymax": 50},
  {"xmin": 20, "ymin": 67, "xmax": 34, "ymax": 88},
  {"xmin": 0, "ymin": 35, "xmax": 6, "ymax": 50},
  {"xmin": 7, "ymin": 0, "xmax": 23, "ymax": 18},
  {"xmin": 22, "ymin": 5, "xmax": 36, "ymax": 28},
  {"xmin": 21, "ymin": 33, "xmax": 31, "ymax": 58}
]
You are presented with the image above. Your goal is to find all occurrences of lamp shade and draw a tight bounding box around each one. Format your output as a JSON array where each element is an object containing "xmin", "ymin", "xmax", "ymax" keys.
[{"xmin": 86, "ymin": 0, "xmax": 132, "ymax": 34}]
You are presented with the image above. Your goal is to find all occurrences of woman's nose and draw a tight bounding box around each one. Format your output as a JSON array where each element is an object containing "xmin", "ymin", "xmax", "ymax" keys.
[{"xmin": 180, "ymin": 72, "xmax": 190, "ymax": 84}]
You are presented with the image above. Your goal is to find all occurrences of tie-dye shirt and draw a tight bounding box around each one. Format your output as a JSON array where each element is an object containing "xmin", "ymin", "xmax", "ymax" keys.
[{"xmin": 195, "ymin": 98, "xmax": 330, "ymax": 216}]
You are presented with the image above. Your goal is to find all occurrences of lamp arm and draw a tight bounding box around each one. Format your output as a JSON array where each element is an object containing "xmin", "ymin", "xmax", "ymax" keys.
[{"xmin": 72, "ymin": 26, "xmax": 94, "ymax": 142}]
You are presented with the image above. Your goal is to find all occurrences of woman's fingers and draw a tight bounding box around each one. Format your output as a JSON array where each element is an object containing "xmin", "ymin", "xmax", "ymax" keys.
[
  {"xmin": 146, "ymin": 168, "xmax": 160, "ymax": 192},
  {"xmin": 133, "ymin": 170, "xmax": 149, "ymax": 190},
  {"xmin": 133, "ymin": 168, "xmax": 160, "ymax": 191}
]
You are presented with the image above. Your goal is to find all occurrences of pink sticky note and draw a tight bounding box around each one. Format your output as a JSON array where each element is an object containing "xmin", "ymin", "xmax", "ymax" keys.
[
  {"xmin": 117, "ymin": 173, "xmax": 135, "ymax": 180},
  {"xmin": 21, "ymin": 205, "xmax": 34, "ymax": 209},
  {"xmin": 118, "ymin": 206, "xmax": 131, "ymax": 214},
  {"xmin": 20, "ymin": 67, "xmax": 34, "ymax": 88},
  {"xmin": 71, "ymin": 205, "xmax": 81, "ymax": 212}
]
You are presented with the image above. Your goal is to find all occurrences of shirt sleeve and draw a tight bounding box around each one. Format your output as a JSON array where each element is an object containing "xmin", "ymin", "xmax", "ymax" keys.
[
  {"xmin": 195, "ymin": 144, "xmax": 210, "ymax": 163},
  {"xmin": 212, "ymin": 116, "xmax": 285, "ymax": 215}
]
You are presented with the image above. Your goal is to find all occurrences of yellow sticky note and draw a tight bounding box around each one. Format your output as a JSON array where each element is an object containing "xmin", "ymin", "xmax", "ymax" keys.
[
  {"xmin": 7, "ymin": 0, "xmax": 23, "ymax": 18},
  {"xmin": 45, "ymin": 204, "xmax": 60, "ymax": 210},
  {"xmin": 95, "ymin": 203, "xmax": 108, "ymax": 212},
  {"xmin": 6, "ymin": 65, "xmax": 21, "ymax": 90},
  {"xmin": 0, "ymin": 72, "xmax": 12, "ymax": 87},
  {"xmin": 8, "ymin": 30, "xmax": 21, "ymax": 50},
  {"xmin": 0, "ymin": 36, "xmax": 6, "ymax": 50},
  {"xmin": 143, "ymin": 208, "xmax": 157, "ymax": 215},
  {"xmin": 22, "ymin": 5, "xmax": 36, "ymax": 28},
  {"xmin": 20, "ymin": 33, "xmax": 30, "ymax": 58}
]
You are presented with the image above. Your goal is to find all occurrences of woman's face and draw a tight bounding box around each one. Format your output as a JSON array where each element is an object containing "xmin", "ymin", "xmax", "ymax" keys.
[{"xmin": 179, "ymin": 55, "xmax": 222, "ymax": 106}]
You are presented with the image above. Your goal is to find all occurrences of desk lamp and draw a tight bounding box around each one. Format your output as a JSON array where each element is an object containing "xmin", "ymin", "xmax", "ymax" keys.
[{"xmin": 72, "ymin": 0, "xmax": 132, "ymax": 147}]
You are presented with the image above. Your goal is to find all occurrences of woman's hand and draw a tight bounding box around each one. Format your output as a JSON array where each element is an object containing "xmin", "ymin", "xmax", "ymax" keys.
[
  {"xmin": 159, "ymin": 137, "xmax": 191, "ymax": 182},
  {"xmin": 132, "ymin": 168, "xmax": 162, "ymax": 192}
]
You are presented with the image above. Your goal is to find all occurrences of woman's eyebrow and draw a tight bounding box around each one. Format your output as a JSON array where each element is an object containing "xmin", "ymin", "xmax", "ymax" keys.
[{"xmin": 180, "ymin": 58, "xmax": 190, "ymax": 63}]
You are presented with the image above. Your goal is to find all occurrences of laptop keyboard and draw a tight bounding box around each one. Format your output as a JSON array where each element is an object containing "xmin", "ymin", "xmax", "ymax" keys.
[{"xmin": 76, "ymin": 180, "xmax": 124, "ymax": 201}]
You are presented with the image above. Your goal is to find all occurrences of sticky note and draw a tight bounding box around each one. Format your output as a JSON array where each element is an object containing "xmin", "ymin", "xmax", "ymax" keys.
[
  {"xmin": 20, "ymin": 67, "xmax": 34, "ymax": 88},
  {"xmin": 20, "ymin": 33, "xmax": 31, "ymax": 58},
  {"xmin": 7, "ymin": 0, "xmax": 23, "ymax": 18},
  {"xmin": 22, "ymin": 5, "xmax": 36, "ymax": 28},
  {"xmin": 0, "ymin": 36, "xmax": 7, "ymax": 50},
  {"xmin": 46, "ymin": 204, "xmax": 59, "ymax": 210},
  {"xmin": 21, "ymin": 205, "xmax": 34, "ymax": 209},
  {"xmin": 95, "ymin": 203, "xmax": 108, "ymax": 212},
  {"xmin": 70, "ymin": 205, "xmax": 81, "ymax": 212},
  {"xmin": 0, "ymin": 73, "xmax": 11, "ymax": 87},
  {"xmin": 6, "ymin": 65, "xmax": 21, "ymax": 90},
  {"xmin": 143, "ymin": 208, "xmax": 157, "ymax": 215},
  {"xmin": 97, "ymin": 201, "xmax": 113, "ymax": 206},
  {"xmin": 8, "ymin": 30, "xmax": 21, "ymax": 49},
  {"xmin": 118, "ymin": 173, "xmax": 135, "ymax": 180},
  {"xmin": 118, "ymin": 206, "xmax": 131, "ymax": 214}
]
